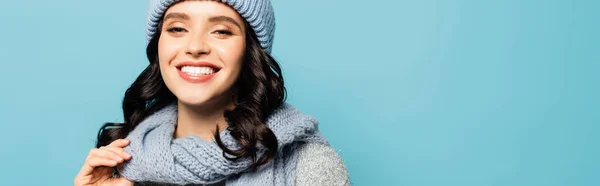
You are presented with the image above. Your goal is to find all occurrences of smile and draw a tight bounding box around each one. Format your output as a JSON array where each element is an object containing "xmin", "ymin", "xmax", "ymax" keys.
[{"xmin": 175, "ymin": 61, "xmax": 222, "ymax": 83}]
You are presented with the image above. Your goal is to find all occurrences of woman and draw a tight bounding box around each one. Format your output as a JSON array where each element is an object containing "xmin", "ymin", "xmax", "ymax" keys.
[{"xmin": 74, "ymin": 0, "xmax": 350, "ymax": 185}]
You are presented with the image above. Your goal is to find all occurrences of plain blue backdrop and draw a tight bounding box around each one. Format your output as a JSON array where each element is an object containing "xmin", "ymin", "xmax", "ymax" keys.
[{"xmin": 1, "ymin": 0, "xmax": 598, "ymax": 185}]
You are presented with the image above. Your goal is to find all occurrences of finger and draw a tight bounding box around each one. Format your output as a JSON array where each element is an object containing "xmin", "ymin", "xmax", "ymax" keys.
[
  {"xmin": 102, "ymin": 146, "xmax": 132, "ymax": 160},
  {"xmin": 87, "ymin": 156, "xmax": 119, "ymax": 168},
  {"xmin": 77, "ymin": 154, "xmax": 118, "ymax": 177},
  {"xmin": 107, "ymin": 139, "xmax": 130, "ymax": 148},
  {"xmin": 76, "ymin": 148, "xmax": 101, "ymax": 177},
  {"xmin": 94, "ymin": 147, "xmax": 126, "ymax": 163}
]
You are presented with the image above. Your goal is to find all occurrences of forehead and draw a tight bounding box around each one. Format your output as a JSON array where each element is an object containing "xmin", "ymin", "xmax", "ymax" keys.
[{"xmin": 164, "ymin": 1, "xmax": 241, "ymax": 19}]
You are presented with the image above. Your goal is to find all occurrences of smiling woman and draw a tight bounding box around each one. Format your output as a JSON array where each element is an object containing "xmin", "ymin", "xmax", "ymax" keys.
[{"xmin": 73, "ymin": 0, "xmax": 350, "ymax": 186}]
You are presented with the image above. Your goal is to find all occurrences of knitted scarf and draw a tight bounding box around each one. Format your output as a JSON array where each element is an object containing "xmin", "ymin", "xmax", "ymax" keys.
[{"xmin": 117, "ymin": 102, "xmax": 328, "ymax": 185}]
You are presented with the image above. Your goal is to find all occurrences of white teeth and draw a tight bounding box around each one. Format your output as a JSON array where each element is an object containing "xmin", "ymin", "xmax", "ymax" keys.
[{"xmin": 180, "ymin": 66, "xmax": 215, "ymax": 76}]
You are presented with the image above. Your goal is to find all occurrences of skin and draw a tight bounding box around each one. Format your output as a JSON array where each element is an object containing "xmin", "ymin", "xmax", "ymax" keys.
[
  {"xmin": 159, "ymin": 0, "xmax": 246, "ymax": 141},
  {"xmin": 74, "ymin": 1, "xmax": 247, "ymax": 185}
]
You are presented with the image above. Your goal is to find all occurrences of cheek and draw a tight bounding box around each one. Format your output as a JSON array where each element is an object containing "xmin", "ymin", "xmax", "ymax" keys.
[
  {"xmin": 215, "ymin": 39, "xmax": 246, "ymax": 72},
  {"xmin": 158, "ymin": 38, "xmax": 178, "ymax": 66},
  {"xmin": 157, "ymin": 37, "xmax": 182, "ymax": 91}
]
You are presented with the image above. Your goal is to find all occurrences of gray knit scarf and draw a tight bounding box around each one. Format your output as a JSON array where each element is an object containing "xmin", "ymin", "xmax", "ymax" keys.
[{"xmin": 117, "ymin": 102, "xmax": 328, "ymax": 185}]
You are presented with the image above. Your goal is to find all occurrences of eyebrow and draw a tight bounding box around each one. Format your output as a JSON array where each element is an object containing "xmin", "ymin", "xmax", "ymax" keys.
[
  {"xmin": 164, "ymin": 12, "xmax": 243, "ymax": 31},
  {"xmin": 209, "ymin": 16, "xmax": 243, "ymax": 31},
  {"xmin": 164, "ymin": 12, "xmax": 189, "ymax": 21}
]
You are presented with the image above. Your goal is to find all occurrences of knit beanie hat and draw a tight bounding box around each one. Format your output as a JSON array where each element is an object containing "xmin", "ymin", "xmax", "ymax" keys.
[{"xmin": 146, "ymin": 0, "xmax": 276, "ymax": 53}]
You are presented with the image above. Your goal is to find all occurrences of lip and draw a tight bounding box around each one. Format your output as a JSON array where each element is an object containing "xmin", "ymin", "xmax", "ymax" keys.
[
  {"xmin": 175, "ymin": 61, "xmax": 222, "ymax": 70},
  {"xmin": 175, "ymin": 61, "xmax": 221, "ymax": 83}
]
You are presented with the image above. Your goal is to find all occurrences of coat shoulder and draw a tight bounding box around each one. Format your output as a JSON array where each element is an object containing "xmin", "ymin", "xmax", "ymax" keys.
[{"xmin": 295, "ymin": 142, "xmax": 351, "ymax": 186}]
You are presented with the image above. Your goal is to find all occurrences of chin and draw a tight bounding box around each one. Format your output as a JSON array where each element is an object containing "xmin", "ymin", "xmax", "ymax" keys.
[
  {"xmin": 174, "ymin": 91, "xmax": 214, "ymax": 106},
  {"xmin": 164, "ymin": 72, "xmax": 237, "ymax": 107}
]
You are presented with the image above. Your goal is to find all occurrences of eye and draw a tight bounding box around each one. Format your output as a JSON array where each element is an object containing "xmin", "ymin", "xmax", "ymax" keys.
[
  {"xmin": 166, "ymin": 27, "xmax": 187, "ymax": 33},
  {"xmin": 214, "ymin": 29, "xmax": 233, "ymax": 35}
]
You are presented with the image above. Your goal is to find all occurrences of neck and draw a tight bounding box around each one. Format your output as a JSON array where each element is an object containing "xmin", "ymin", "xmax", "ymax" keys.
[{"xmin": 174, "ymin": 95, "xmax": 235, "ymax": 141}]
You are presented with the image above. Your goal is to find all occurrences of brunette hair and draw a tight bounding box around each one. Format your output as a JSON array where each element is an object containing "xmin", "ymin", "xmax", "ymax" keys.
[{"xmin": 96, "ymin": 19, "xmax": 285, "ymax": 171}]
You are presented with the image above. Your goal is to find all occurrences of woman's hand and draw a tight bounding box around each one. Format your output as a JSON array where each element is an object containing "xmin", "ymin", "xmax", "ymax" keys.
[{"xmin": 74, "ymin": 139, "xmax": 133, "ymax": 186}]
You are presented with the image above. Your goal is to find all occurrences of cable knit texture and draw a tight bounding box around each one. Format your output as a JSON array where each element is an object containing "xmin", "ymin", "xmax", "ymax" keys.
[
  {"xmin": 146, "ymin": 0, "xmax": 276, "ymax": 53},
  {"xmin": 117, "ymin": 102, "xmax": 328, "ymax": 185},
  {"xmin": 132, "ymin": 143, "xmax": 351, "ymax": 186}
]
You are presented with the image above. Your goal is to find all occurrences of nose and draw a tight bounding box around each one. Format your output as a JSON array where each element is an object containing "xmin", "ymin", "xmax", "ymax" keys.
[{"xmin": 185, "ymin": 32, "xmax": 210, "ymax": 57}]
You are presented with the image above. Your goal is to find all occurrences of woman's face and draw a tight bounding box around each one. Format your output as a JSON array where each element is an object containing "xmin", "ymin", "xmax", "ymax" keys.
[{"xmin": 158, "ymin": 0, "xmax": 246, "ymax": 106}]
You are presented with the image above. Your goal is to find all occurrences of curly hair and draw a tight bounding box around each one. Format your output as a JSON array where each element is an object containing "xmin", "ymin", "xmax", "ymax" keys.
[{"xmin": 96, "ymin": 19, "xmax": 286, "ymax": 172}]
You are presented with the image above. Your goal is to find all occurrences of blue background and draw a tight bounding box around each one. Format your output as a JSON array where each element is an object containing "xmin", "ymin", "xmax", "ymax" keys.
[{"xmin": 1, "ymin": 0, "xmax": 598, "ymax": 185}]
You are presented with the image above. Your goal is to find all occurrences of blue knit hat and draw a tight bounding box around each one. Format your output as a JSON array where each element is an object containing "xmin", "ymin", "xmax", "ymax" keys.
[{"xmin": 146, "ymin": 0, "xmax": 275, "ymax": 53}]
